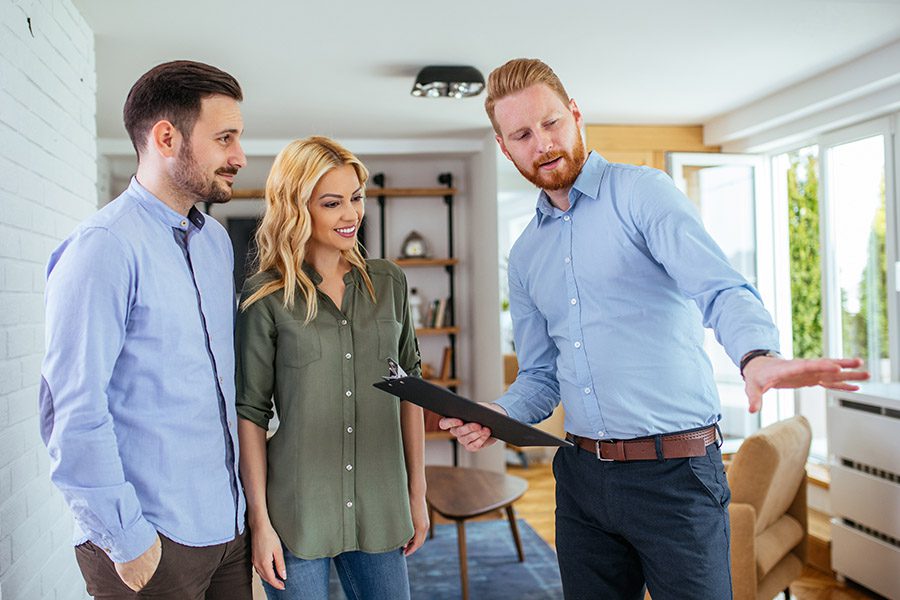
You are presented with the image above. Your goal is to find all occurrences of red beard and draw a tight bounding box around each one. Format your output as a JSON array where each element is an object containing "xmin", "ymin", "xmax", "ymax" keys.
[{"xmin": 514, "ymin": 137, "xmax": 587, "ymax": 192}]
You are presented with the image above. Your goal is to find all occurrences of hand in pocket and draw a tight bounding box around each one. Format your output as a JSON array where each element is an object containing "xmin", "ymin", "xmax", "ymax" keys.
[{"xmin": 114, "ymin": 534, "xmax": 162, "ymax": 592}]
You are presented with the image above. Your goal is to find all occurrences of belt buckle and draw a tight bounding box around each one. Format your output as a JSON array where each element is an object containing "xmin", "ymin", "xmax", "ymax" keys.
[{"xmin": 595, "ymin": 440, "xmax": 614, "ymax": 461}]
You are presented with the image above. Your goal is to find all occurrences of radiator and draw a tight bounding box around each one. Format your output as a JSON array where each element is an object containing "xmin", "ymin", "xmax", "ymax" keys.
[{"xmin": 827, "ymin": 383, "xmax": 900, "ymax": 599}]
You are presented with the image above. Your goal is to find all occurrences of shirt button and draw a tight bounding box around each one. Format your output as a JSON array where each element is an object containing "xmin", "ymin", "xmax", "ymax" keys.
[
  {"xmin": 564, "ymin": 256, "xmax": 571, "ymax": 263},
  {"xmin": 570, "ymin": 298, "xmax": 577, "ymax": 305},
  {"xmin": 346, "ymin": 464, "xmax": 353, "ymax": 471},
  {"xmin": 345, "ymin": 353, "xmax": 352, "ymax": 359},
  {"xmin": 574, "ymin": 341, "xmax": 581, "ymax": 348},
  {"xmin": 563, "ymin": 215, "xmax": 570, "ymax": 221},
  {"xmin": 598, "ymin": 431, "xmax": 606, "ymax": 437},
  {"xmin": 347, "ymin": 426, "xmax": 353, "ymax": 433},
  {"xmin": 180, "ymin": 220, "xmax": 187, "ymax": 227},
  {"xmin": 345, "ymin": 390, "xmax": 352, "ymax": 397},
  {"xmin": 346, "ymin": 501, "xmax": 353, "ymax": 508},
  {"xmin": 584, "ymin": 387, "xmax": 591, "ymax": 394},
  {"xmin": 341, "ymin": 319, "xmax": 348, "ymax": 325}
]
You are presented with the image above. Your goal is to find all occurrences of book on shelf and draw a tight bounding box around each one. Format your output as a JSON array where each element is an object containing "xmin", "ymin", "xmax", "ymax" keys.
[
  {"xmin": 438, "ymin": 346, "xmax": 453, "ymax": 381},
  {"xmin": 433, "ymin": 297, "xmax": 447, "ymax": 329},
  {"xmin": 424, "ymin": 299, "xmax": 437, "ymax": 328}
]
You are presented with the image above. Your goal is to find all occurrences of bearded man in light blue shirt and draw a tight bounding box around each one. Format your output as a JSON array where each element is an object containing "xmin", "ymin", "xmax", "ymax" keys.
[
  {"xmin": 442, "ymin": 58, "xmax": 868, "ymax": 599},
  {"xmin": 41, "ymin": 61, "xmax": 251, "ymax": 599}
]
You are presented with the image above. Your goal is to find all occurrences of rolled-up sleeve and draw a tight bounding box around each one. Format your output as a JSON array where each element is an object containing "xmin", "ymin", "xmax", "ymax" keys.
[
  {"xmin": 235, "ymin": 290, "xmax": 277, "ymax": 430},
  {"xmin": 41, "ymin": 227, "xmax": 157, "ymax": 563},
  {"xmin": 396, "ymin": 270, "xmax": 422, "ymax": 378}
]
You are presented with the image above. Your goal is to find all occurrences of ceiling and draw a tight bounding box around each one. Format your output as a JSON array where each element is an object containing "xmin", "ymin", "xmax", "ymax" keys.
[{"xmin": 74, "ymin": 0, "xmax": 900, "ymax": 143}]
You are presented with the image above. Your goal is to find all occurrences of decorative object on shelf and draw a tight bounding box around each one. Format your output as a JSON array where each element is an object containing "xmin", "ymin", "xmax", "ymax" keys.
[
  {"xmin": 400, "ymin": 230, "xmax": 429, "ymax": 259},
  {"xmin": 410, "ymin": 65, "xmax": 485, "ymax": 98},
  {"xmin": 409, "ymin": 287, "xmax": 424, "ymax": 329},
  {"xmin": 439, "ymin": 346, "xmax": 453, "ymax": 381},
  {"xmin": 421, "ymin": 362, "xmax": 435, "ymax": 380}
]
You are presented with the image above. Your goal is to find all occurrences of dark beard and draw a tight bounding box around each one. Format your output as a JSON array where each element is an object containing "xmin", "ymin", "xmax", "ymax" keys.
[
  {"xmin": 172, "ymin": 144, "xmax": 236, "ymax": 205},
  {"xmin": 514, "ymin": 136, "xmax": 587, "ymax": 192}
]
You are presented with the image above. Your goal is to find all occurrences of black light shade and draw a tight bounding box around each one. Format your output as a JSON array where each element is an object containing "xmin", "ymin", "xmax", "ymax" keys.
[{"xmin": 411, "ymin": 65, "xmax": 485, "ymax": 98}]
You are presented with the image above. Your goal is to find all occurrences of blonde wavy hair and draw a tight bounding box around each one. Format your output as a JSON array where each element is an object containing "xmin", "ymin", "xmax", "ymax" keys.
[
  {"xmin": 484, "ymin": 58, "xmax": 570, "ymax": 136},
  {"xmin": 240, "ymin": 136, "xmax": 376, "ymax": 321}
]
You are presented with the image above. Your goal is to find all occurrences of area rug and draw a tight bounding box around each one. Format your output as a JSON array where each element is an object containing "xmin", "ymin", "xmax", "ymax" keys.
[{"xmin": 329, "ymin": 519, "xmax": 563, "ymax": 599}]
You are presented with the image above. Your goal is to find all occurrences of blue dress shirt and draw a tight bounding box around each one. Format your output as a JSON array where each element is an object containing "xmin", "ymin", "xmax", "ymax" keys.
[
  {"xmin": 40, "ymin": 178, "xmax": 246, "ymax": 562},
  {"xmin": 496, "ymin": 152, "xmax": 780, "ymax": 440}
]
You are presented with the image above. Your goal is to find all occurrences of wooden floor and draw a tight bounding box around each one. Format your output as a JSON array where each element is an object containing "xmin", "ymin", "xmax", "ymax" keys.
[{"xmin": 503, "ymin": 460, "xmax": 880, "ymax": 600}]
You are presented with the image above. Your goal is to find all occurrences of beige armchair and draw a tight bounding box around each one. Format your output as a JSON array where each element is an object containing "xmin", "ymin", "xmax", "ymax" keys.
[{"xmin": 728, "ymin": 416, "xmax": 812, "ymax": 600}]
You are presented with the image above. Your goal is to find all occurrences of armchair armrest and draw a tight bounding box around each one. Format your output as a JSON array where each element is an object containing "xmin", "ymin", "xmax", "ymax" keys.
[
  {"xmin": 729, "ymin": 502, "xmax": 757, "ymax": 600},
  {"xmin": 786, "ymin": 472, "xmax": 808, "ymax": 564}
]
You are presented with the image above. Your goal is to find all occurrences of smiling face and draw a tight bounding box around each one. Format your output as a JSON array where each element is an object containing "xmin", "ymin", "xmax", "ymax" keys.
[
  {"xmin": 307, "ymin": 163, "xmax": 365, "ymax": 256},
  {"xmin": 170, "ymin": 94, "xmax": 246, "ymax": 204},
  {"xmin": 493, "ymin": 84, "xmax": 586, "ymax": 192}
]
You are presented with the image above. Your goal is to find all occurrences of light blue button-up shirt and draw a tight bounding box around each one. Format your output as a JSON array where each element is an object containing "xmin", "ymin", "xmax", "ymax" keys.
[
  {"xmin": 496, "ymin": 152, "xmax": 780, "ymax": 440},
  {"xmin": 40, "ymin": 178, "xmax": 245, "ymax": 562}
]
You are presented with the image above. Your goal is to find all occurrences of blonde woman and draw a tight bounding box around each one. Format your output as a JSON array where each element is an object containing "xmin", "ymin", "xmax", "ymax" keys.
[{"xmin": 236, "ymin": 136, "xmax": 427, "ymax": 600}]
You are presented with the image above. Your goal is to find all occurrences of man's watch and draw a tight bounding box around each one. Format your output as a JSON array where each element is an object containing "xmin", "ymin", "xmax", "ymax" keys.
[{"xmin": 739, "ymin": 349, "xmax": 781, "ymax": 379}]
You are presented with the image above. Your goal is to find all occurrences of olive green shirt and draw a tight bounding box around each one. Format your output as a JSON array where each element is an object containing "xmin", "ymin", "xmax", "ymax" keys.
[{"xmin": 236, "ymin": 259, "xmax": 422, "ymax": 559}]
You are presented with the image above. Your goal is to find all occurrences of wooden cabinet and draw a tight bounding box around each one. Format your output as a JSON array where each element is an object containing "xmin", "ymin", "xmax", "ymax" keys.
[{"xmin": 584, "ymin": 125, "xmax": 720, "ymax": 171}]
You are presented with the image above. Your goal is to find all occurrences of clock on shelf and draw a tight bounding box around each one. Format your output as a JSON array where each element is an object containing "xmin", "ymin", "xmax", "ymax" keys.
[{"xmin": 400, "ymin": 230, "xmax": 429, "ymax": 259}]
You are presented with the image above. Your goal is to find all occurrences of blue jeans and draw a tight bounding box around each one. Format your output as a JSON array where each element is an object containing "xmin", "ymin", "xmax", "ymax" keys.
[
  {"xmin": 262, "ymin": 547, "xmax": 409, "ymax": 600},
  {"xmin": 554, "ymin": 442, "xmax": 732, "ymax": 600}
]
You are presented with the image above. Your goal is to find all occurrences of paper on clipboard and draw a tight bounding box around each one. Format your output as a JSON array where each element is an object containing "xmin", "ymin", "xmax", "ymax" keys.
[{"xmin": 375, "ymin": 359, "xmax": 572, "ymax": 448}]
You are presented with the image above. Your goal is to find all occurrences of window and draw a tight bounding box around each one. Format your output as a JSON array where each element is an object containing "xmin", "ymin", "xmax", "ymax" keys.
[
  {"xmin": 772, "ymin": 146, "xmax": 827, "ymax": 457},
  {"xmin": 823, "ymin": 134, "xmax": 889, "ymax": 381},
  {"xmin": 773, "ymin": 118, "xmax": 895, "ymax": 459}
]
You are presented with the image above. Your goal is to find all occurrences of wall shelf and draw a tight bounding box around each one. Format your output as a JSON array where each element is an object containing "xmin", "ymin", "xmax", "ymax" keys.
[
  {"xmin": 416, "ymin": 326, "xmax": 460, "ymax": 336},
  {"xmin": 393, "ymin": 258, "xmax": 459, "ymax": 268},
  {"xmin": 370, "ymin": 172, "xmax": 459, "ymax": 443}
]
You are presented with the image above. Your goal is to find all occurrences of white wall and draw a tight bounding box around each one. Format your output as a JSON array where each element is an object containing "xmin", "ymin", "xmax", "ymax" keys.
[
  {"xmin": 0, "ymin": 0, "xmax": 96, "ymax": 598},
  {"xmin": 705, "ymin": 39, "xmax": 900, "ymax": 153}
]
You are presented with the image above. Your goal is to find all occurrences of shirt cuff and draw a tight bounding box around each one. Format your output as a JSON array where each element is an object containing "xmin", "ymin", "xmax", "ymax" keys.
[
  {"xmin": 494, "ymin": 394, "xmax": 528, "ymax": 423},
  {"xmin": 236, "ymin": 403, "xmax": 271, "ymax": 431},
  {"xmin": 95, "ymin": 516, "xmax": 158, "ymax": 563}
]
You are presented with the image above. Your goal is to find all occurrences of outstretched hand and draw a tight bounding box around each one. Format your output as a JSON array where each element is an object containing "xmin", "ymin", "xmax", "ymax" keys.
[
  {"xmin": 438, "ymin": 403, "xmax": 508, "ymax": 452},
  {"xmin": 742, "ymin": 356, "xmax": 869, "ymax": 413}
]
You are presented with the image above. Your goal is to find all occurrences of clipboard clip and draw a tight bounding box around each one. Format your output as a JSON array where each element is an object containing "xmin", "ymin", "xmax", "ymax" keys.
[{"xmin": 383, "ymin": 357, "xmax": 408, "ymax": 381}]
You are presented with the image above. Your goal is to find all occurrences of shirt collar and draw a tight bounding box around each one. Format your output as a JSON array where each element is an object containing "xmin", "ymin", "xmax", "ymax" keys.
[
  {"xmin": 301, "ymin": 261, "xmax": 360, "ymax": 286},
  {"xmin": 128, "ymin": 177, "xmax": 206, "ymax": 232},
  {"xmin": 534, "ymin": 151, "xmax": 608, "ymax": 226}
]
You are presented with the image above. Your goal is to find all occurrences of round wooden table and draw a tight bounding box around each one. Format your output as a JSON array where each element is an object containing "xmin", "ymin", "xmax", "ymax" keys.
[{"xmin": 424, "ymin": 466, "xmax": 529, "ymax": 600}]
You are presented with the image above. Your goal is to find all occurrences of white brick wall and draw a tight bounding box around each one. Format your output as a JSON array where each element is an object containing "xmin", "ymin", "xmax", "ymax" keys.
[{"xmin": 0, "ymin": 1, "xmax": 96, "ymax": 598}]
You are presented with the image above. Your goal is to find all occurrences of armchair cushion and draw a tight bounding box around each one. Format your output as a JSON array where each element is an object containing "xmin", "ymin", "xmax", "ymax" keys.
[{"xmin": 756, "ymin": 513, "xmax": 804, "ymax": 579}]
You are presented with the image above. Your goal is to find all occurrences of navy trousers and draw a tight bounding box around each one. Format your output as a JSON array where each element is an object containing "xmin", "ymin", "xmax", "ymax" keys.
[{"xmin": 553, "ymin": 442, "xmax": 732, "ymax": 600}]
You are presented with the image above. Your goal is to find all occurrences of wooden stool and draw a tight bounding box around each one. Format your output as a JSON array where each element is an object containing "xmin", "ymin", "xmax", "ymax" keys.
[{"xmin": 424, "ymin": 466, "xmax": 529, "ymax": 600}]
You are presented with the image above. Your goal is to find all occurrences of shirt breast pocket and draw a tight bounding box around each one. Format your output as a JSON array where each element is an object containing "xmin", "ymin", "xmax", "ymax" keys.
[
  {"xmin": 277, "ymin": 321, "xmax": 322, "ymax": 370},
  {"xmin": 376, "ymin": 319, "xmax": 402, "ymax": 361}
]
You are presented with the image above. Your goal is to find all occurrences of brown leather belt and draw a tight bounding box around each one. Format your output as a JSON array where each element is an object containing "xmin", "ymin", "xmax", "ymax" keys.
[{"xmin": 566, "ymin": 425, "xmax": 718, "ymax": 461}]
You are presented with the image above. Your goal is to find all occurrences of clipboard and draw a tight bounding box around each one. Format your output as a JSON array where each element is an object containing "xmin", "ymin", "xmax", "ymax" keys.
[{"xmin": 373, "ymin": 360, "xmax": 572, "ymax": 448}]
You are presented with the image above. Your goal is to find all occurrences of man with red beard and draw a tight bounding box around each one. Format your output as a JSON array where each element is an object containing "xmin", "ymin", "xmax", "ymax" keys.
[
  {"xmin": 441, "ymin": 58, "xmax": 867, "ymax": 599},
  {"xmin": 41, "ymin": 61, "xmax": 252, "ymax": 599}
]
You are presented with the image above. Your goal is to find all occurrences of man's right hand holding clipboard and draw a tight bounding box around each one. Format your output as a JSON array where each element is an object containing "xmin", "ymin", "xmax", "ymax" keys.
[{"xmin": 439, "ymin": 404, "xmax": 508, "ymax": 452}]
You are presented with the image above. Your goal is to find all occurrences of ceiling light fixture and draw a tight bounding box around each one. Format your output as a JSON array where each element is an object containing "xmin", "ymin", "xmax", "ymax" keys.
[{"xmin": 411, "ymin": 65, "xmax": 485, "ymax": 98}]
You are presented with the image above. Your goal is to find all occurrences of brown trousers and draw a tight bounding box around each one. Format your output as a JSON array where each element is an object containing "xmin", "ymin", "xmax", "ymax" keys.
[{"xmin": 75, "ymin": 530, "xmax": 252, "ymax": 600}]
